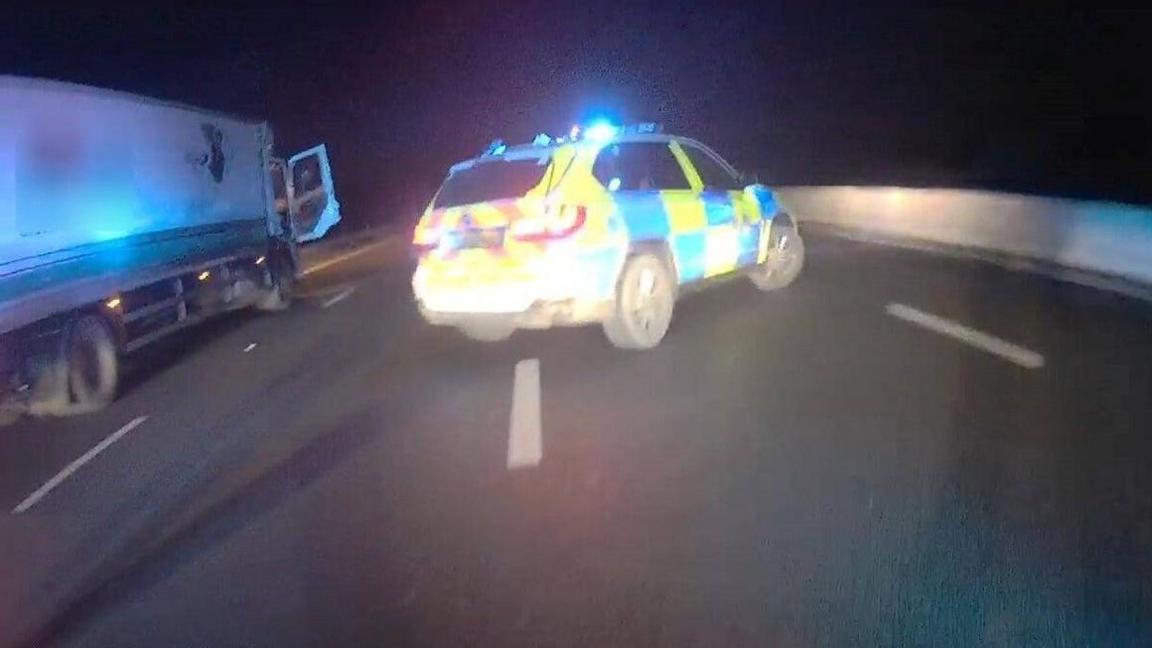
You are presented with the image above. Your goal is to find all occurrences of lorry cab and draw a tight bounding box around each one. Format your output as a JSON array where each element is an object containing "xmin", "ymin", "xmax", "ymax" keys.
[
  {"xmin": 0, "ymin": 77, "xmax": 343, "ymax": 421},
  {"xmin": 267, "ymin": 143, "xmax": 341, "ymax": 244}
]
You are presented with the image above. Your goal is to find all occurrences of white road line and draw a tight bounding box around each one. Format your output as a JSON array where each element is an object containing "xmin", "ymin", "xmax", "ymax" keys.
[
  {"xmin": 321, "ymin": 286, "xmax": 356, "ymax": 309},
  {"xmin": 13, "ymin": 416, "xmax": 148, "ymax": 514},
  {"xmin": 243, "ymin": 342, "xmax": 257, "ymax": 353},
  {"xmin": 300, "ymin": 239, "xmax": 392, "ymax": 277},
  {"xmin": 886, "ymin": 303, "xmax": 1045, "ymax": 369},
  {"xmin": 507, "ymin": 359, "xmax": 543, "ymax": 469}
]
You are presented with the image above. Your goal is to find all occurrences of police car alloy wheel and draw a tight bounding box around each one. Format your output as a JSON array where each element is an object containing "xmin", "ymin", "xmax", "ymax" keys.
[
  {"xmin": 604, "ymin": 254, "xmax": 675, "ymax": 349},
  {"xmin": 750, "ymin": 226, "xmax": 805, "ymax": 291}
]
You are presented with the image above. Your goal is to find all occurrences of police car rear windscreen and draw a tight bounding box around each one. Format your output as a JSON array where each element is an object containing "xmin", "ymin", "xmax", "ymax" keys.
[{"xmin": 435, "ymin": 157, "xmax": 551, "ymax": 208}]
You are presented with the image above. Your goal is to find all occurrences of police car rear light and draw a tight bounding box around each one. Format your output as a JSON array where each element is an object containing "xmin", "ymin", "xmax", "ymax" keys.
[
  {"xmin": 510, "ymin": 204, "xmax": 587, "ymax": 242},
  {"xmin": 412, "ymin": 240, "xmax": 438, "ymax": 255},
  {"xmin": 412, "ymin": 226, "xmax": 441, "ymax": 254}
]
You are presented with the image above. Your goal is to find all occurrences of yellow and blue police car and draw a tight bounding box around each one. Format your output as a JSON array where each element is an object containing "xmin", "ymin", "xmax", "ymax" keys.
[{"xmin": 411, "ymin": 123, "xmax": 804, "ymax": 349}]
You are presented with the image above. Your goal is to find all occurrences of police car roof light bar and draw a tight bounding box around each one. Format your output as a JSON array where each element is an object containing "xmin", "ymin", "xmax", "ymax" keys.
[{"xmin": 482, "ymin": 122, "xmax": 664, "ymax": 156}]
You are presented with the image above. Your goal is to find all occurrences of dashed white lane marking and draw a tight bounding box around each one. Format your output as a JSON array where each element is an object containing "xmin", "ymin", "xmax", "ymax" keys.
[
  {"xmin": 300, "ymin": 239, "xmax": 391, "ymax": 277},
  {"xmin": 243, "ymin": 342, "xmax": 258, "ymax": 353},
  {"xmin": 321, "ymin": 286, "xmax": 356, "ymax": 309},
  {"xmin": 13, "ymin": 416, "xmax": 149, "ymax": 514},
  {"xmin": 886, "ymin": 303, "xmax": 1045, "ymax": 369},
  {"xmin": 507, "ymin": 359, "xmax": 543, "ymax": 469}
]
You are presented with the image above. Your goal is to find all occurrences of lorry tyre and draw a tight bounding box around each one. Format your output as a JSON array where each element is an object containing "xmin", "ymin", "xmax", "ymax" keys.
[
  {"xmin": 0, "ymin": 406, "xmax": 20, "ymax": 427},
  {"xmin": 603, "ymin": 253, "xmax": 676, "ymax": 349},
  {"xmin": 257, "ymin": 250, "xmax": 295, "ymax": 312},
  {"xmin": 750, "ymin": 221, "xmax": 804, "ymax": 291},
  {"xmin": 27, "ymin": 342, "xmax": 70, "ymax": 417},
  {"xmin": 66, "ymin": 314, "xmax": 119, "ymax": 412},
  {"xmin": 0, "ymin": 338, "xmax": 25, "ymax": 422},
  {"xmin": 257, "ymin": 279, "xmax": 292, "ymax": 311}
]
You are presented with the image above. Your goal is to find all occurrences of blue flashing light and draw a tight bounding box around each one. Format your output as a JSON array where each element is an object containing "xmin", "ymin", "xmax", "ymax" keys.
[
  {"xmin": 584, "ymin": 121, "xmax": 620, "ymax": 143},
  {"xmin": 532, "ymin": 133, "xmax": 552, "ymax": 146}
]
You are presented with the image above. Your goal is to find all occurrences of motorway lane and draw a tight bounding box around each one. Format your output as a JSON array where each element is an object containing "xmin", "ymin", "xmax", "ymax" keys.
[
  {"xmin": 0, "ymin": 242, "xmax": 409, "ymax": 643},
  {"xmin": 4, "ymin": 234, "xmax": 1152, "ymax": 645}
]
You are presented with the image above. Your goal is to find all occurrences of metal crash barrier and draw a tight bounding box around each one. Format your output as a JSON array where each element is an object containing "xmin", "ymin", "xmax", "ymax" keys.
[{"xmin": 777, "ymin": 186, "xmax": 1152, "ymax": 290}]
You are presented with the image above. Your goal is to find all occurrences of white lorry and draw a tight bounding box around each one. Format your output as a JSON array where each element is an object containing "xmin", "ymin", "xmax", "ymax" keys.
[{"xmin": 0, "ymin": 76, "xmax": 341, "ymax": 420}]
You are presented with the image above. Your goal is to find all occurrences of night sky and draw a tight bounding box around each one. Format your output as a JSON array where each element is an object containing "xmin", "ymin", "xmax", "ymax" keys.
[{"xmin": 5, "ymin": 4, "xmax": 1152, "ymax": 230}]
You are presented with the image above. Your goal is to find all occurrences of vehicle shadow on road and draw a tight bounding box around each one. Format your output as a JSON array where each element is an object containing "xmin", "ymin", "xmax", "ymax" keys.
[
  {"xmin": 13, "ymin": 402, "xmax": 384, "ymax": 648},
  {"xmin": 116, "ymin": 310, "xmax": 260, "ymax": 399}
]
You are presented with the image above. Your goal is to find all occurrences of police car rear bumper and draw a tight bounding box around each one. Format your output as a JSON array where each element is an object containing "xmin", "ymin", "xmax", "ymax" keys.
[{"xmin": 418, "ymin": 297, "xmax": 614, "ymax": 329}]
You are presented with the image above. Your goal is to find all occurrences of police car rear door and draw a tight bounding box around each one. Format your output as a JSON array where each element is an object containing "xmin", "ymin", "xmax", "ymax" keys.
[
  {"xmin": 594, "ymin": 141, "xmax": 704, "ymax": 283},
  {"xmin": 674, "ymin": 142, "xmax": 748, "ymax": 275}
]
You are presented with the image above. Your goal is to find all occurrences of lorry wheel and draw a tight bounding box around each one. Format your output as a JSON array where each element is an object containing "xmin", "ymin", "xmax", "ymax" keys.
[
  {"xmin": 459, "ymin": 322, "xmax": 514, "ymax": 342},
  {"xmin": 0, "ymin": 338, "xmax": 31, "ymax": 423},
  {"xmin": 750, "ymin": 223, "xmax": 805, "ymax": 291},
  {"xmin": 0, "ymin": 407, "xmax": 20, "ymax": 427},
  {"xmin": 257, "ymin": 251, "xmax": 295, "ymax": 312},
  {"xmin": 257, "ymin": 279, "xmax": 292, "ymax": 311},
  {"xmin": 603, "ymin": 254, "xmax": 676, "ymax": 349},
  {"xmin": 67, "ymin": 314, "xmax": 119, "ymax": 412},
  {"xmin": 27, "ymin": 344, "xmax": 71, "ymax": 417}
]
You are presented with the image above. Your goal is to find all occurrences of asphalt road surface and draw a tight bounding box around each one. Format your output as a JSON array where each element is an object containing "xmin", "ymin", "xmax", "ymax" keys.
[{"xmin": 3, "ymin": 233, "xmax": 1152, "ymax": 647}]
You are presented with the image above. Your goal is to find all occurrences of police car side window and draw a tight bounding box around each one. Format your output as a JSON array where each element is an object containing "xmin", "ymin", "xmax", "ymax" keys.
[
  {"xmin": 648, "ymin": 145, "xmax": 692, "ymax": 190},
  {"xmin": 592, "ymin": 145, "xmax": 626, "ymax": 190},
  {"xmin": 593, "ymin": 143, "xmax": 690, "ymax": 191},
  {"xmin": 682, "ymin": 145, "xmax": 741, "ymax": 191}
]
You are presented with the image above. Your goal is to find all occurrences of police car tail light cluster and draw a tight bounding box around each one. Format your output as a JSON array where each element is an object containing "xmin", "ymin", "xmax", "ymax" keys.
[
  {"xmin": 412, "ymin": 238, "xmax": 438, "ymax": 255},
  {"xmin": 412, "ymin": 226, "xmax": 441, "ymax": 254},
  {"xmin": 509, "ymin": 204, "xmax": 587, "ymax": 242}
]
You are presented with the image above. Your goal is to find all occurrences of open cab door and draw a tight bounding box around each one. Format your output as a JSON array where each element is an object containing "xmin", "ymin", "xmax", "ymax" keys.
[{"xmin": 285, "ymin": 144, "xmax": 341, "ymax": 242}]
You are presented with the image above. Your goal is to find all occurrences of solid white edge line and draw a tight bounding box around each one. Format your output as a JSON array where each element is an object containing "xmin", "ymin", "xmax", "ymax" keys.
[
  {"xmin": 321, "ymin": 286, "xmax": 357, "ymax": 309},
  {"xmin": 886, "ymin": 303, "xmax": 1045, "ymax": 369},
  {"xmin": 300, "ymin": 239, "xmax": 391, "ymax": 276},
  {"xmin": 508, "ymin": 359, "xmax": 543, "ymax": 469},
  {"xmin": 13, "ymin": 416, "xmax": 149, "ymax": 514}
]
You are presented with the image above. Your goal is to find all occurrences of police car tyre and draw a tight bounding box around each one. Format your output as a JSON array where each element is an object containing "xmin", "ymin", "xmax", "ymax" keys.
[
  {"xmin": 604, "ymin": 254, "xmax": 675, "ymax": 349},
  {"xmin": 67, "ymin": 314, "xmax": 119, "ymax": 412},
  {"xmin": 750, "ymin": 225, "xmax": 804, "ymax": 291},
  {"xmin": 460, "ymin": 322, "xmax": 515, "ymax": 342}
]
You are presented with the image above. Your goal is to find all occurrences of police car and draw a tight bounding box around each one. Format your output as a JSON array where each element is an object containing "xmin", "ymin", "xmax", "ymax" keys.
[{"xmin": 411, "ymin": 123, "xmax": 804, "ymax": 349}]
